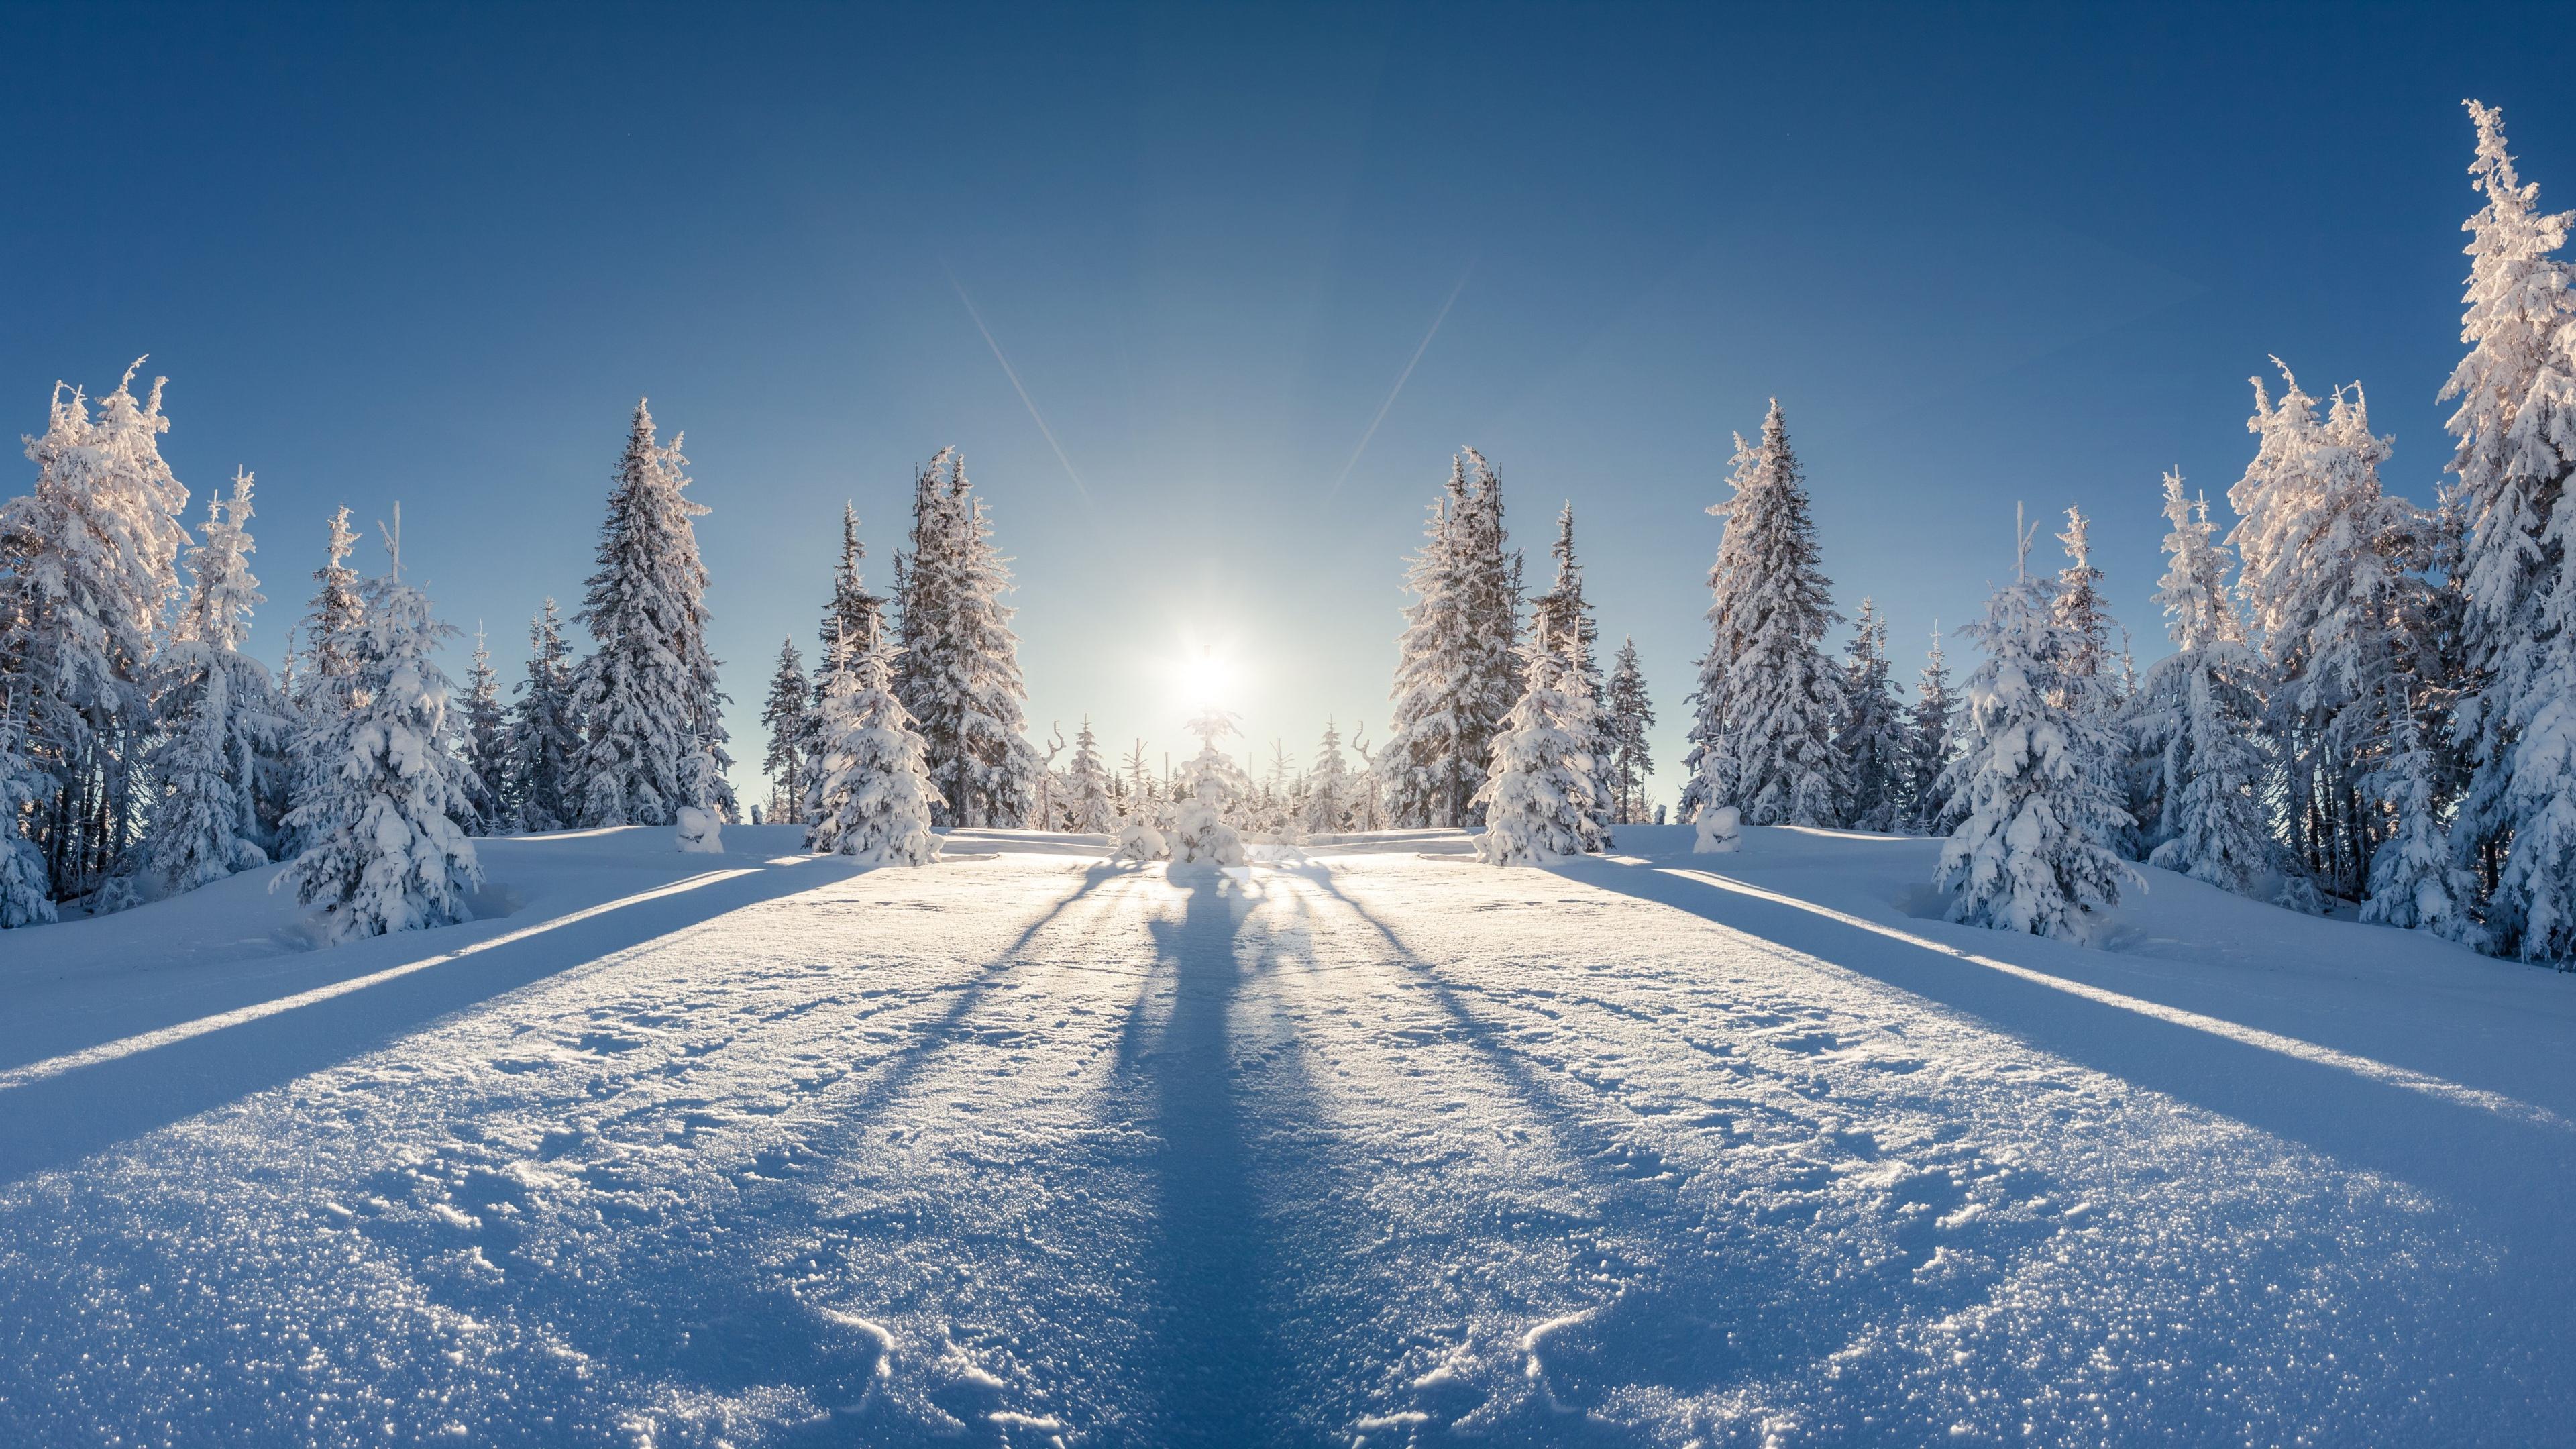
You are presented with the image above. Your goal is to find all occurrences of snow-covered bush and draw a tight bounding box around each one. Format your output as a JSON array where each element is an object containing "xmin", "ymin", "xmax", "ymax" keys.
[
  {"xmin": 1694, "ymin": 804, "xmax": 1741, "ymax": 854},
  {"xmin": 1172, "ymin": 775, "xmax": 1244, "ymax": 868}
]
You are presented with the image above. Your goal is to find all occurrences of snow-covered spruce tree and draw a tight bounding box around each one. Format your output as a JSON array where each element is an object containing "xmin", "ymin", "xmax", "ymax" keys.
[
  {"xmin": 1836, "ymin": 597, "xmax": 1907, "ymax": 832},
  {"xmin": 1682, "ymin": 401, "xmax": 1845, "ymax": 827},
  {"xmin": 1935, "ymin": 514, "xmax": 2137, "ymax": 942},
  {"xmin": 2439, "ymin": 101, "xmax": 2576, "ymax": 959},
  {"xmin": 1904, "ymin": 625, "xmax": 1960, "ymax": 834},
  {"xmin": 1305, "ymin": 719, "xmax": 1354, "ymax": 835},
  {"xmin": 568, "ymin": 400, "xmax": 733, "ymax": 828},
  {"xmin": 0, "ymin": 363, "xmax": 193, "ymax": 902},
  {"xmin": 1603, "ymin": 638, "xmax": 1655, "ymax": 826},
  {"xmin": 892, "ymin": 449, "xmax": 1039, "ymax": 827},
  {"xmin": 503, "ymin": 598, "xmax": 581, "ymax": 832},
  {"xmin": 135, "ymin": 469, "xmax": 294, "ymax": 896},
  {"xmin": 761, "ymin": 638, "xmax": 812, "ymax": 824},
  {"xmin": 2231, "ymin": 364, "xmax": 2424, "ymax": 901},
  {"xmin": 2129, "ymin": 470, "xmax": 2272, "ymax": 896},
  {"xmin": 1475, "ymin": 624, "xmax": 1605, "ymax": 865},
  {"xmin": 1172, "ymin": 774, "xmax": 1246, "ymax": 868},
  {"xmin": 1063, "ymin": 718, "xmax": 1116, "ymax": 834},
  {"xmin": 278, "ymin": 505, "xmax": 366, "ymax": 859},
  {"xmin": 458, "ymin": 625, "xmax": 509, "ymax": 835},
  {"xmin": 0, "ymin": 702, "xmax": 51, "ymax": 927},
  {"xmin": 1384, "ymin": 449, "xmax": 1520, "ymax": 827},
  {"xmin": 804, "ymin": 625, "xmax": 944, "ymax": 863},
  {"xmin": 2053, "ymin": 506, "xmax": 2116, "ymax": 710},
  {"xmin": 808, "ymin": 505, "xmax": 883, "ymax": 810},
  {"xmin": 274, "ymin": 528, "xmax": 482, "ymax": 943},
  {"xmin": 1531, "ymin": 502, "xmax": 1617, "ymax": 832},
  {"xmin": 1176, "ymin": 706, "xmax": 1256, "ymax": 812}
]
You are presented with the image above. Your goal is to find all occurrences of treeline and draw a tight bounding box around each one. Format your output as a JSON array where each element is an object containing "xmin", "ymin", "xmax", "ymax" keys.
[{"xmin": 1600, "ymin": 99, "xmax": 2576, "ymax": 961}]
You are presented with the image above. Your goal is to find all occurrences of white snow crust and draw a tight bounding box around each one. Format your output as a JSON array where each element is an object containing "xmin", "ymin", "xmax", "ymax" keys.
[{"xmin": 1, "ymin": 822, "xmax": 2571, "ymax": 1444}]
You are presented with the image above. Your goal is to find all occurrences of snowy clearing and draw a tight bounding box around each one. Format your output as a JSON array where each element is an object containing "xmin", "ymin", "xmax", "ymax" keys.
[{"xmin": 2, "ymin": 824, "xmax": 2571, "ymax": 1446}]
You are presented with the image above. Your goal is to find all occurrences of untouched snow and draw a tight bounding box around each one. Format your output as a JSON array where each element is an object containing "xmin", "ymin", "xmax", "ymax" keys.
[{"xmin": 2, "ymin": 823, "xmax": 2573, "ymax": 1445}]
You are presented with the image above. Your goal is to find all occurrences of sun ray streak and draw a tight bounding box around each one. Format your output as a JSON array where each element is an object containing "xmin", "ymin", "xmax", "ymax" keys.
[
  {"xmin": 1324, "ymin": 256, "xmax": 1477, "ymax": 502},
  {"xmin": 946, "ymin": 269, "xmax": 1095, "ymax": 508}
]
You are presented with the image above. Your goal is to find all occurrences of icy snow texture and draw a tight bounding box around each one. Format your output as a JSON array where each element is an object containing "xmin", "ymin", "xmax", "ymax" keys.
[{"xmin": 2, "ymin": 823, "xmax": 2573, "ymax": 1445}]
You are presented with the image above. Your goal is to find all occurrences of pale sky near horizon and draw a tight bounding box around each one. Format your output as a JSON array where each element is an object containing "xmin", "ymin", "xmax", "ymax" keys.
[{"xmin": 4, "ymin": 3, "xmax": 2570, "ymax": 812}]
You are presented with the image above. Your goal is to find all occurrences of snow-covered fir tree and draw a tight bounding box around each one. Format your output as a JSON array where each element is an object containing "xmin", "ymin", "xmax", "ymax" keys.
[
  {"xmin": 1682, "ymin": 400, "xmax": 1845, "ymax": 827},
  {"xmin": 458, "ymin": 625, "xmax": 509, "ymax": 836},
  {"xmin": 1384, "ymin": 449, "xmax": 1519, "ymax": 827},
  {"xmin": 802, "ymin": 623, "xmax": 943, "ymax": 864},
  {"xmin": 1531, "ymin": 502, "xmax": 1617, "ymax": 831},
  {"xmin": 2438, "ymin": 101, "xmax": 2576, "ymax": 959},
  {"xmin": 808, "ymin": 505, "xmax": 883, "ymax": 811},
  {"xmin": 1836, "ymin": 597, "xmax": 1907, "ymax": 832},
  {"xmin": 568, "ymin": 400, "xmax": 732, "ymax": 828},
  {"xmin": 1176, "ymin": 706, "xmax": 1256, "ymax": 811},
  {"xmin": 2231, "ymin": 364, "xmax": 2424, "ymax": 901},
  {"xmin": 1304, "ymin": 719, "xmax": 1354, "ymax": 835},
  {"xmin": 1904, "ymin": 625, "xmax": 1960, "ymax": 834},
  {"xmin": 1935, "ymin": 512, "xmax": 2137, "ymax": 942},
  {"xmin": 761, "ymin": 638, "xmax": 812, "ymax": 825},
  {"xmin": 1063, "ymin": 718, "xmax": 1116, "ymax": 834},
  {"xmin": 0, "ymin": 362, "xmax": 192, "ymax": 902},
  {"xmin": 1603, "ymin": 638, "xmax": 1655, "ymax": 826},
  {"xmin": 893, "ymin": 449, "xmax": 1039, "ymax": 827},
  {"xmin": 0, "ymin": 702, "xmax": 50, "ymax": 928},
  {"xmin": 2130, "ymin": 470, "xmax": 2273, "ymax": 896},
  {"xmin": 290, "ymin": 505, "xmax": 365, "ymax": 717},
  {"xmin": 1474, "ymin": 623, "xmax": 1605, "ymax": 865},
  {"xmin": 502, "ymin": 598, "xmax": 581, "ymax": 833},
  {"xmin": 2052, "ymin": 505, "xmax": 2116, "ymax": 710},
  {"xmin": 274, "ymin": 524, "xmax": 482, "ymax": 943},
  {"xmin": 134, "ymin": 468, "xmax": 293, "ymax": 896}
]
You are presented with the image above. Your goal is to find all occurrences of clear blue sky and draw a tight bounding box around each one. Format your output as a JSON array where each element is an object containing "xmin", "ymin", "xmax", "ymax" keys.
[{"xmin": 3, "ymin": 3, "xmax": 2567, "ymax": 812}]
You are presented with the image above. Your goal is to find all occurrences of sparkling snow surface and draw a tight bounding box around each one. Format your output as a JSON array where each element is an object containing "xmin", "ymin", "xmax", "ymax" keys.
[{"xmin": 2, "ymin": 824, "xmax": 2572, "ymax": 1446}]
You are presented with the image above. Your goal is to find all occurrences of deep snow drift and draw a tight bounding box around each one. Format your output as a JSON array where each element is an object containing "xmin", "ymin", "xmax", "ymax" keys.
[{"xmin": 1, "ymin": 823, "xmax": 2571, "ymax": 1446}]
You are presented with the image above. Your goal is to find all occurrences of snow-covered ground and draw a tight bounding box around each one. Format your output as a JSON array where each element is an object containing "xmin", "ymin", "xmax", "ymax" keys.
[{"xmin": 3, "ymin": 823, "xmax": 2572, "ymax": 1446}]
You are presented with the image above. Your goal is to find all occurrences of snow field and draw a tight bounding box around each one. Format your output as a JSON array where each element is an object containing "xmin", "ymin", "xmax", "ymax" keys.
[{"xmin": 1, "ymin": 824, "xmax": 2571, "ymax": 1445}]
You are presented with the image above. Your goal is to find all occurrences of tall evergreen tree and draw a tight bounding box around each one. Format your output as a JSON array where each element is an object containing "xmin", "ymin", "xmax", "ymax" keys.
[
  {"xmin": 1603, "ymin": 638, "xmax": 1656, "ymax": 826},
  {"xmin": 502, "ymin": 599, "xmax": 580, "ymax": 833},
  {"xmin": 274, "ymin": 527, "xmax": 482, "ymax": 943},
  {"xmin": 2440, "ymin": 101, "xmax": 2576, "ymax": 959},
  {"xmin": 761, "ymin": 639, "xmax": 812, "ymax": 825},
  {"xmin": 1531, "ymin": 502, "xmax": 1617, "ymax": 833},
  {"xmin": 568, "ymin": 400, "xmax": 732, "ymax": 828},
  {"xmin": 1384, "ymin": 449, "xmax": 1520, "ymax": 827},
  {"xmin": 2053, "ymin": 505, "xmax": 2115, "ymax": 708},
  {"xmin": 280, "ymin": 504, "xmax": 367, "ymax": 859},
  {"xmin": 2232, "ymin": 364, "xmax": 2423, "ymax": 901},
  {"xmin": 458, "ymin": 625, "xmax": 509, "ymax": 836},
  {"xmin": 1904, "ymin": 626, "xmax": 1959, "ymax": 834},
  {"xmin": 0, "ymin": 701, "xmax": 50, "ymax": 927},
  {"xmin": 1936, "ymin": 514, "xmax": 2137, "ymax": 942},
  {"xmin": 2129, "ymin": 471, "xmax": 2272, "ymax": 895},
  {"xmin": 893, "ymin": 449, "xmax": 1039, "ymax": 827},
  {"xmin": 1304, "ymin": 719, "xmax": 1354, "ymax": 835},
  {"xmin": 1836, "ymin": 597, "xmax": 1907, "ymax": 832},
  {"xmin": 1682, "ymin": 400, "xmax": 1845, "ymax": 826},
  {"xmin": 0, "ymin": 362, "xmax": 192, "ymax": 901},
  {"xmin": 136, "ymin": 469, "xmax": 293, "ymax": 894}
]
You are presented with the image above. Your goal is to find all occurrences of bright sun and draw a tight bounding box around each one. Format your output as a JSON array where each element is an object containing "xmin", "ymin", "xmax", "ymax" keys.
[{"xmin": 1167, "ymin": 639, "xmax": 1244, "ymax": 714}]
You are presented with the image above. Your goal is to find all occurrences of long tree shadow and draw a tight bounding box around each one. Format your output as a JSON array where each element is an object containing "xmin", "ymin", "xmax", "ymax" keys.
[
  {"xmin": 1125, "ymin": 867, "xmax": 1293, "ymax": 1446},
  {"xmin": 1556, "ymin": 859, "xmax": 2576, "ymax": 1333},
  {"xmin": 0, "ymin": 859, "xmax": 871, "ymax": 1185},
  {"xmin": 1303, "ymin": 872, "xmax": 1895, "ymax": 1436}
]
